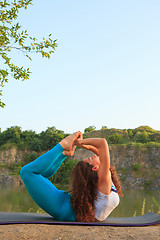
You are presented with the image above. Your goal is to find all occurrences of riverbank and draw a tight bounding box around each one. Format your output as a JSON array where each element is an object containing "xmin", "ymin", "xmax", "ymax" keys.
[
  {"xmin": 0, "ymin": 174, "xmax": 22, "ymax": 186},
  {"xmin": 0, "ymin": 224, "xmax": 160, "ymax": 240},
  {"xmin": 0, "ymin": 138, "xmax": 160, "ymax": 190},
  {"xmin": 0, "ymin": 171, "xmax": 160, "ymax": 192}
]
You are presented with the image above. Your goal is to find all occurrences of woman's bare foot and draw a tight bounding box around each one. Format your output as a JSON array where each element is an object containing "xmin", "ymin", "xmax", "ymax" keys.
[
  {"xmin": 60, "ymin": 131, "xmax": 81, "ymax": 154},
  {"xmin": 63, "ymin": 150, "xmax": 70, "ymax": 156},
  {"xmin": 64, "ymin": 132, "xmax": 83, "ymax": 156},
  {"xmin": 63, "ymin": 146, "xmax": 76, "ymax": 157}
]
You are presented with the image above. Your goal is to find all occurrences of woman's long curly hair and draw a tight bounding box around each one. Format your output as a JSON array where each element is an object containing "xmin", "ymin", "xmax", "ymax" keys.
[
  {"xmin": 70, "ymin": 161, "xmax": 123, "ymax": 222},
  {"xmin": 110, "ymin": 165, "xmax": 123, "ymax": 197},
  {"xmin": 70, "ymin": 161, "xmax": 98, "ymax": 222}
]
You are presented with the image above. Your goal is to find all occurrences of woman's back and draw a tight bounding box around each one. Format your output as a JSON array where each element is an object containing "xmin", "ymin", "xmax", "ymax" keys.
[{"xmin": 95, "ymin": 184, "xmax": 120, "ymax": 221}]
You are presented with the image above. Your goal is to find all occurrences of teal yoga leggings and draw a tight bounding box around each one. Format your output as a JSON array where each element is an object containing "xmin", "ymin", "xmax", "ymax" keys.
[{"xmin": 20, "ymin": 143, "xmax": 76, "ymax": 221}]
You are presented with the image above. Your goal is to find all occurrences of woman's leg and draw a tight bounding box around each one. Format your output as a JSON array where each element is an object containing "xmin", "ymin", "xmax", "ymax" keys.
[
  {"xmin": 42, "ymin": 139, "xmax": 78, "ymax": 178},
  {"xmin": 20, "ymin": 143, "xmax": 75, "ymax": 221},
  {"xmin": 42, "ymin": 152, "xmax": 67, "ymax": 178}
]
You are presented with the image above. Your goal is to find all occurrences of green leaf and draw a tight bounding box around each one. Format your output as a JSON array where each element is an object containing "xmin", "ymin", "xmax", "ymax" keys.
[{"xmin": 0, "ymin": 0, "xmax": 57, "ymax": 107}]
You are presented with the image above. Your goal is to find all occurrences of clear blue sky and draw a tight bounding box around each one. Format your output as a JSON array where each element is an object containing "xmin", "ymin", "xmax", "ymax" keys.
[{"xmin": 1, "ymin": 0, "xmax": 160, "ymax": 133}]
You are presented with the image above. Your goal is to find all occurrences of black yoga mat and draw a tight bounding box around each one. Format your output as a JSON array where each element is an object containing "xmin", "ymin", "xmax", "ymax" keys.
[{"xmin": 0, "ymin": 212, "xmax": 160, "ymax": 226}]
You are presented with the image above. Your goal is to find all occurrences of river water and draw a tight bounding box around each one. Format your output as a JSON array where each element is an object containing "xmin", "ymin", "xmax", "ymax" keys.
[{"xmin": 0, "ymin": 184, "xmax": 159, "ymax": 217}]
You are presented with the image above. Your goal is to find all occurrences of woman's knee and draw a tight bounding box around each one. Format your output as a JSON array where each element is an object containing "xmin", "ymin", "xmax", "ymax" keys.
[{"xmin": 20, "ymin": 165, "xmax": 29, "ymax": 181}]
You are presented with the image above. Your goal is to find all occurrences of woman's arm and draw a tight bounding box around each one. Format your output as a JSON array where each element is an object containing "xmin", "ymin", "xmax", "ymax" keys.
[
  {"xmin": 75, "ymin": 138, "xmax": 110, "ymax": 172},
  {"xmin": 79, "ymin": 144, "xmax": 99, "ymax": 156},
  {"xmin": 76, "ymin": 138, "xmax": 112, "ymax": 194}
]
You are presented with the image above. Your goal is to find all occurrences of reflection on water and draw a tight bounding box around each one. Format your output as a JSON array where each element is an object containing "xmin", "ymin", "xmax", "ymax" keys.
[
  {"xmin": 110, "ymin": 188, "xmax": 160, "ymax": 217},
  {"xmin": 0, "ymin": 184, "xmax": 159, "ymax": 217}
]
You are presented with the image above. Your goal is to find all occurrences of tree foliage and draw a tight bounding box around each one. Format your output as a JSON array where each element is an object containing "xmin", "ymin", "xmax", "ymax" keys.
[
  {"xmin": 101, "ymin": 126, "xmax": 108, "ymax": 130},
  {"xmin": 0, "ymin": 125, "xmax": 66, "ymax": 151},
  {"xmin": 134, "ymin": 131, "xmax": 150, "ymax": 143},
  {"xmin": 108, "ymin": 133, "xmax": 122, "ymax": 144},
  {"xmin": 0, "ymin": 0, "xmax": 57, "ymax": 107},
  {"xmin": 84, "ymin": 125, "xmax": 96, "ymax": 133},
  {"xmin": 0, "ymin": 125, "xmax": 160, "ymax": 152}
]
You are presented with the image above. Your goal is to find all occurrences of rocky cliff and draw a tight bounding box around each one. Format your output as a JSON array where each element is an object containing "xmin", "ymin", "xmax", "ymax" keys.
[
  {"xmin": 73, "ymin": 145, "xmax": 160, "ymax": 190},
  {"xmin": 0, "ymin": 146, "xmax": 29, "ymax": 185},
  {"xmin": 74, "ymin": 145, "xmax": 160, "ymax": 169},
  {"xmin": 0, "ymin": 146, "xmax": 26, "ymax": 166},
  {"xmin": 0, "ymin": 145, "xmax": 160, "ymax": 190}
]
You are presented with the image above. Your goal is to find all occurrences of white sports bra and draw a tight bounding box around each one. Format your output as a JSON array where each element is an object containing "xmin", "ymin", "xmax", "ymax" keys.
[{"xmin": 94, "ymin": 184, "xmax": 120, "ymax": 221}]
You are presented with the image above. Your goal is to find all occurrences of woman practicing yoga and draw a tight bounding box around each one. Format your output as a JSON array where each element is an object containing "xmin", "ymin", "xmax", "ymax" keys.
[{"xmin": 20, "ymin": 131, "xmax": 123, "ymax": 222}]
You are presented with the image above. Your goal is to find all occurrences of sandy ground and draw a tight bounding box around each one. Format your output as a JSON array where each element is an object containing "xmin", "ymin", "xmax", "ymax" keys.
[{"xmin": 0, "ymin": 224, "xmax": 159, "ymax": 240}]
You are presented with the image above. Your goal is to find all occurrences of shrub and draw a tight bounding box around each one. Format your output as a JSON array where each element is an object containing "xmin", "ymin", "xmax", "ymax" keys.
[
  {"xmin": 141, "ymin": 131, "xmax": 150, "ymax": 143},
  {"xmin": 101, "ymin": 126, "xmax": 108, "ymax": 130},
  {"xmin": 108, "ymin": 133, "xmax": 122, "ymax": 144},
  {"xmin": 8, "ymin": 161, "xmax": 23, "ymax": 175},
  {"xmin": 51, "ymin": 158, "xmax": 78, "ymax": 185},
  {"xmin": 84, "ymin": 126, "xmax": 96, "ymax": 133},
  {"xmin": 17, "ymin": 141, "xmax": 26, "ymax": 150},
  {"xmin": 145, "ymin": 142, "xmax": 160, "ymax": 148},
  {"xmin": 28, "ymin": 138, "xmax": 42, "ymax": 152},
  {"xmin": 132, "ymin": 164, "xmax": 142, "ymax": 171},
  {"xmin": 145, "ymin": 179, "xmax": 151, "ymax": 186},
  {"xmin": 25, "ymin": 152, "xmax": 39, "ymax": 163}
]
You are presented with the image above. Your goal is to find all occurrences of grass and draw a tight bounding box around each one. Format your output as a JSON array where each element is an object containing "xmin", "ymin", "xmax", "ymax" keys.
[
  {"xmin": 152, "ymin": 197, "xmax": 160, "ymax": 214},
  {"xmin": 31, "ymin": 196, "xmax": 160, "ymax": 218},
  {"xmin": 119, "ymin": 166, "xmax": 159, "ymax": 181},
  {"xmin": 134, "ymin": 197, "xmax": 160, "ymax": 217},
  {"xmin": 141, "ymin": 198, "xmax": 146, "ymax": 215},
  {"xmin": 132, "ymin": 164, "xmax": 142, "ymax": 171},
  {"xmin": 36, "ymin": 208, "xmax": 46, "ymax": 214},
  {"xmin": 0, "ymin": 162, "xmax": 8, "ymax": 168},
  {"xmin": 27, "ymin": 207, "xmax": 46, "ymax": 214}
]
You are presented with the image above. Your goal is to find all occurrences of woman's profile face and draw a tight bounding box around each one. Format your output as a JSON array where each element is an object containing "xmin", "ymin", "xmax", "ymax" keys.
[{"xmin": 84, "ymin": 155, "xmax": 100, "ymax": 168}]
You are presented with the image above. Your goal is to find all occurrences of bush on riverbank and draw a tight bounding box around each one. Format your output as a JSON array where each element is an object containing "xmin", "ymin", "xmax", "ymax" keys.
[{"xmin": 0, "ymin": 125, "xmax": 160, "ymax": 153}]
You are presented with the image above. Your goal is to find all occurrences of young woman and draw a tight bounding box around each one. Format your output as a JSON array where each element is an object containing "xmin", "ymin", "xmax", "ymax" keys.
[
  {"xmin": 20, "ymin": 131, "xmax": 122, "ymax": 222},
  {"xmin": 70, "ymin": 136, "xmax": 123, "ymax": 222}
]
